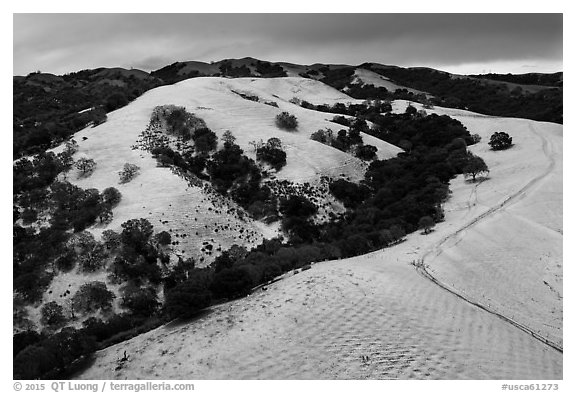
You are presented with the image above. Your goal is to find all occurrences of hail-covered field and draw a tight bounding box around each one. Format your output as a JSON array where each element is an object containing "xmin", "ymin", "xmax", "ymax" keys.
[
  {"xmin": 74, "ymin": 102, "xmax": 562, "ymax": 379},
  {"xmin": 24, "ymin": 77, "xmax": 401, "ymax": 331}
]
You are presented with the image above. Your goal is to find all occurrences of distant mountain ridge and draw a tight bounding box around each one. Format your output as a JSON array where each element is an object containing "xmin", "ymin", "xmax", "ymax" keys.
[{"xmin": 13, "ymin": 57, "xmax": 562, "ymax": 158}]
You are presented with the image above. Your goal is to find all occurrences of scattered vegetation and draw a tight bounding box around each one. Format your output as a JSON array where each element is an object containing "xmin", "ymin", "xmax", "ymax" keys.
[{"xmin": 13, "ymin": 69, "xmax": 161, "ymax": 159}]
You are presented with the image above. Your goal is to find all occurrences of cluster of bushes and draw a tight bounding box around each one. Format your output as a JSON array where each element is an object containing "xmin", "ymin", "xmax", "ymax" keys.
[
  {"xmin": 255, "ymin": 60, "xmax": 287, "ymax": 78},
  {"xmin": 13, "ymin": 214, "xmax": 186, "ymax": 379},
  {"xmin": 299, "ymin": 99, "xmax": 392, "ymax": 119},
  {"xmin": 310, "ymin": 118, "xmax": 378, "ymax": 161},
  {"xmin": 275, "ymin": 111, "xmax": 298, "ymax": 130},
  {"xmin": 140, "ymin": 109, "xmax": 281, "ymax": 220},
  {"xmin": 118, "ymin": 163, "xmax": 141, "ymax": 184},
  {"xmin": 150, "ymin": 105, "xmax": 209, "ymax": 142},
  {"xmin": 219, "ymin": 61, "xmax": 252, "ymax": 77},
  {"xmin": 75, "ymin": 157, "xmax": 97, "ymax": 178},
  {"xmin": 14, "ymin": 182, "xmax": 123, "ymax": 303},
  {"xmin": 254, "ymin": 138, "xmax": 287, "ymax": 170}
]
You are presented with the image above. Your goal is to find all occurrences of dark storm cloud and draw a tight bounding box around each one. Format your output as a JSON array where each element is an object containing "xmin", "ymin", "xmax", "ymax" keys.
[{"xmin": 13, "ymin": 14, "xmax": 562, "ymax": 75}]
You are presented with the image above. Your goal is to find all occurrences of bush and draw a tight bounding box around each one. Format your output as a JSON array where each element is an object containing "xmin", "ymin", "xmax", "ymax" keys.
[
  {"xmin": 211, "ymin": 267, "xmax": 253, "ymax": 299},
  {"xmin": 418, "ymin": 216, "xmax": 435, "ymax": 234},
  {"xmin": 120, "ymin": 218, "xmax": 154, "ymax": 252},
  {"xmin": 40, "ymin": 301, "xmax": 67, "ymax": 328},
  {"xmin": 329, "ymin": 179, "xmax": 370, "ymax": 208},
  {"xmin": 256, "ymin": 138, "xmax": 287, "ymax": 170},
  {"xmin": 118, "ymin": 163, "xmax": 140, "ymax": 184},
  {"xmin": 332, "ymin": 115, "xmax": 350, "ymax": 127},
  {"xmin": 120, "ymin": 285, "xmax": 160, "ymax": 317},
  {"xmin": 275, "ymin": 112, "xmax": 298, "ymax": 130},
  {"xmin": 489, "ymin": 131, "xmax": 513, "ymax": 150},
  {"xmin": 355, "ymin": 144, "xmax": 378, "ymax": 161},
  {"xmin": 102, "ymin": 229, "xmax": 121, "ymax": 251},
  {"xmin": 78, "ymin": 243, "xmax": 107, "ymax": 273},
  {"xmin": 102, "ymin": 187, "xmax": 122, "ymax": 207},
  {"xmin": 72, "ymin": 281, "xmax": 115, "ymax": 315},
  {"xmin": 192, "ymin": 128, "xmax": 218, "ymax": 153},
  {"xmin": 310, "ymin": 128, "xmax": 334, "ymax": 144},
  {"xmin": 164, "ymin": 270, "xmax": 212, "ymax": 318},
  {"xmin": 155, "ymin": 231, "xmax": 171, "ymax": 246},
  {"xmin": 75, "ymin": 157, "xmax": 96, "ymax": 178}
]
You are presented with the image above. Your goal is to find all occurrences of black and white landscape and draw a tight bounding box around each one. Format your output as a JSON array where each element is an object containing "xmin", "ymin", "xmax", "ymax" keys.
[{"xmin": 13, "ymin": 13, "xmax": 562, "ymax": 380}]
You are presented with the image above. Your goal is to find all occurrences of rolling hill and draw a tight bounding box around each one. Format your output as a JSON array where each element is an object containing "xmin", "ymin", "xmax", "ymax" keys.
[
  {"xmin": 13, "ymin": 58, "xmax": 562, "ymax": 380},
  {"xmin": 73, "ymin": 103, "xmax": 563, "ymax": 380}
]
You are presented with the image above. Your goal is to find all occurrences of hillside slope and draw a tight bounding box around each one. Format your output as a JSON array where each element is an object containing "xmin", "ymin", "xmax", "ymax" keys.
[
  {"xmin": 21, "ymin": 77, "xmax": 401, "ymax": 331},
  {"xmin": 74, "ymin": 105, "xmax": 562, "ymax": 380},
  {"xmin": 392, "ymin": 101, "xmax": 563, "ymax": 347},
  {"xmin": 55, "ymin": 76, "xmax": 398, "ymax": 252}
]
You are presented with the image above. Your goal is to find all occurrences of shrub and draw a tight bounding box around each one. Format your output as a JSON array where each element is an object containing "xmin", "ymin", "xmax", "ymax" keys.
[
  {"xmin": 78, "ymin": 243, "xmax": 107, "ymax": 273},
  {"xmin": 310, "ymin": 128, "xmax": 334, "ymax": 145},
  {"xmin": 405, "ymin": 105, "xmax": 418, "ymax": 116},
  {"xmin": 164, "ymin": 270, "xmax": 212, "ymax": 318},
  {"xmin": 355, "ymin": 144, "xmax": 378, "ymax": 161},
  {"xmin": 418, "ymin": 216, "xmax": 435, "ymax": 234},
  {"xmin": 75, "ymin": 157, "xmax": 96, "ymax": 178},
  {"xmin": 102, "ymin": 187, "xmax": 122, "ymax": 207},
  {"xmin": 256, "ymin": 138, "xmax": 287, "ymax": 170},
  {"xmin": 118, "ymin": 163, "xmax": 140, "ymax": 184},
  {"xmin": 211, "ymin": 267, "xmax": 253, "ymax": 299},
  {"xmin": 40, "ymin": 301, "xmax": 67, "ymax": 328},
  {"xmin": 155, "ymin": 231, "xmax": 171, "ymax": 246},
  {"xmin": 120, "ymin": 285, "xmax": 159, "ymax": 317},
  {"xmin": 72, "ymin": 281, "xmax": 115, "ymax": 315},
  {"xmin": 275, "ymin": 112, "xmax": 298, "ymax": 130},
  {"xmin": 332, "ymin": 115, "xmax": 350, "ymax": 127},
  {"xmin": 90, "ymin": 108, "xmax": 107, "ymax": 126},
  {"xmin": 329, "ymin": 179, "xmax": 370, "ymax": 208},
  {"xmin": 120, "ymin": 218, "xmax": 154, "ymax": 252},
  {"xmin": 102, "ymin": 229, "xmax": 121, "ymax": 251},
  {"xmin": 192, "ymin": 128, "xmax": 218, "ymax": 153},
  {"xmin": 489, "ymin": 132, "xmax": 513, "ymax": 150}
]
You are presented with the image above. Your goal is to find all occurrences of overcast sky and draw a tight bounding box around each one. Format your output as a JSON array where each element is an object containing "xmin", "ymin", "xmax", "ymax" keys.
[{"xmin": 13, "ymin": 14, "xmax": 563, "ymax": 76}]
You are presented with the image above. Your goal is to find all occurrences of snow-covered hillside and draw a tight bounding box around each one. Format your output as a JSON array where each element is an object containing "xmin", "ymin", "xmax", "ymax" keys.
[
  {"xmin": 74, "ymin": 104, "xmax": 562, "ymax": 380},
  {"xmin": 393, "ymin": 101, "xmax": 563, "ymax": 347},
  {"xmin": 55, "ymin": 76, "xmax": 400, "ymax": 254},
  {"xmin": 349, "ymin": 68, "xmax": 431, "ymax": 97},
  {"xmin": 24, "ymin": 77, "xmax": 402, "ymax": 332}
]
